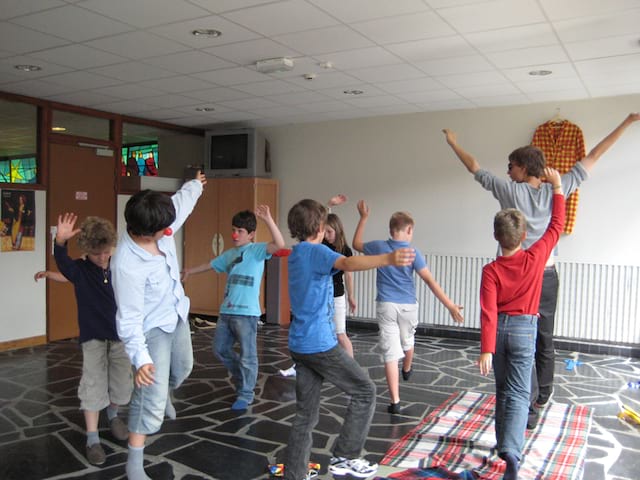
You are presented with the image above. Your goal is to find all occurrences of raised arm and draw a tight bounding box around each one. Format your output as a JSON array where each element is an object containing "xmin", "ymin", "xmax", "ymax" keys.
[
  {"xmin": 442, "ymin": 129, "xmax": 481, "ymax": 174},
  {"xmin": 581, "ymin": 113, "xmax": 640, "ymax": 172},
  {"xmin": 335, "ymin": 247, "xmax": 415, "ymax": 272},
  {"xmin": 327, "ymin": 194, "xmax": 348, "ymax": 210},
  {"xmin": 417, "ymin": 267, "xmax": 464, "ymax": 323},
  {"xmin": 352, "ymin": 200, "xmax": 369, "ymax": 253},
  {"xmin": 181, "ymin": 261, "xmax": 214, "ymax": 282},
  {"xmin": 255, "ymin": 204, "xmax": 285, "ymax": 254},
  {"xmin": 55, "ymin": 212, "xmax": 81, "ymax": 245}
]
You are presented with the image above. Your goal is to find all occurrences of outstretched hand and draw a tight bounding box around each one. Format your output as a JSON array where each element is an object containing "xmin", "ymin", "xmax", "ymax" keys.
[
  {"xmin": 442, "ymin": 129, "xmax": 457, "ymax": 146},
  {"xmin": 56, "ymin": 213, "xmax": 81, "ymax": 244},
  {"xmin": 328, "ymin": 194, "xmax": 348, "ymax": 208},
  {"xmin": 195, "ymin": 170, "xmax": 207, "ymax": 185},
  {"xmin": 390, "ymin": 247, "xmax": 415, "ymax": 266},
  {"xmin": 448, "ymin": 304, "xmax": 464, "ymax": 324},
  {"xmin": 255, "ymin": 204, "xmax": 272, "ymax": 221},
  {"xmin": 357, "ymin": 200, "xmax": 369, "ymax": 218},
  {"xmin": 542, "ymin": 167, "xmax": 561, "ymax": 188}
]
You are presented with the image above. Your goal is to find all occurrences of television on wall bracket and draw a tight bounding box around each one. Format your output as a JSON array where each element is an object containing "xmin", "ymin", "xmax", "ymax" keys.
[{"xmin": 204, "ymin": 128, "xmax": 270, "ymax": 178}]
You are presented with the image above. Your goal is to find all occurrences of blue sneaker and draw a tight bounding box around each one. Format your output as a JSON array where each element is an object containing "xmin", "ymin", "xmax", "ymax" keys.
[{"xmin": 231, "ymin": 399, "xmax": 249, "ymax": 411}]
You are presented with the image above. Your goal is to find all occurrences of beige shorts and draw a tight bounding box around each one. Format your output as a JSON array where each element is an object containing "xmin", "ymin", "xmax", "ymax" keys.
[
  {"xmin": 333, "ymin": 294, "xmax": 347, "ymax": 335},
  {"xmin": 376, "ymin": 302, "xmax": 419, "ymax": 363},
  {"xmin": 78, "ymin": 340, "xmax": 133, "ymax": 412}
]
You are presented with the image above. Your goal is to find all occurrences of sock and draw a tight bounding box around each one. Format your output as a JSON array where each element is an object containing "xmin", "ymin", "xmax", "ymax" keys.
[
  {"xmin": 126, "ymin": 445, "xmax": 151, "ymax": 480},
  {"xmin": 165, "ymin": 392, "xmax": 176, "ymax": 420},
  {"xmin": 86, "ymin": 430, "xmax": 100, "ymax": 447},
  {"xmin": 106, "ymin": 404, "xmax": 118, "ymax": 421},
  {"xmin": 503, "ymin": 452, "xmax": 519, "ymax": 480}
]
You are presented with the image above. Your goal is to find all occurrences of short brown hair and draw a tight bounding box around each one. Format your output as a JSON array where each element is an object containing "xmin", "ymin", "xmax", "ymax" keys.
[
  {"xmin": 508, "ymin": 146, "xmax": 545, "ymax": 178},
  {"xmin": 77, "ymin": 217, "xmax": 117, "ymax": 253},
  {"xmin": 288, "ymin": 199, "xmax": 327, "ymax": 242},
  {"xmin": 389, "ymin": 211, "xmax": 414, "ymax": 235},
  {"xmin": 494, "ymin": 208, "xmax": 526, "ymax": 250}
]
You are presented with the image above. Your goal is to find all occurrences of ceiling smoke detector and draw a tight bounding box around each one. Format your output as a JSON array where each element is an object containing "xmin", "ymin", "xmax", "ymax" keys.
[{"xmin": 255, "ymin": 57, "xmax": 294, "ymax": 74}]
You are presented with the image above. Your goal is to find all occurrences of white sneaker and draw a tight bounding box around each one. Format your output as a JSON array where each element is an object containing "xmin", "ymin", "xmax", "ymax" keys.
[
  {"xmin": 329, "ymin": 457, "xmax": 378, "ymax": 478},
  {"xmin": 279, "ymin": 365, "xmax": 296, "ymax": 377}
]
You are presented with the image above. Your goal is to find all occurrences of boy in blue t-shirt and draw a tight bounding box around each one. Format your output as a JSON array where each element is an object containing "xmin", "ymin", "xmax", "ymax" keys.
[
  {"xmin": 353, "ymin": 200, "xmax": 464, "ymax": 414},
  {"xmin": 183, "ymin": 205, "xmax": 284, "ymax": 411},
  {"xmin": 284, "ymin": 199, "xmax": 415, "ymax": 480}
]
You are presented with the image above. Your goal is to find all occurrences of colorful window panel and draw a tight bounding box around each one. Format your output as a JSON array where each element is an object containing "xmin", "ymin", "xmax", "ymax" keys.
[
  {"xmin": 121, "ymin": 144, "xmax": 159, "ymax": 176},
  {"xmin": 0, "ymin": 157, "xmax": 37, "ymax": 184}
]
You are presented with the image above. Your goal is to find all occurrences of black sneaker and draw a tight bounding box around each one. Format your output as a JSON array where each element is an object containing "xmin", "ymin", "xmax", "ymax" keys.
[
  {"xmin": 535, "ymin": 388, "xmax": 553, "ymax": 408},
  {"xmin": 526, "ymin": 406, "xmax": 540, "ymax": 430},
  {"xmin": 402, "ymin": 368, "xmax": 413, "ymax": 381},
  {"xmin": 387, "ymin": 402, "xmax": 401, "ymax": 414}
]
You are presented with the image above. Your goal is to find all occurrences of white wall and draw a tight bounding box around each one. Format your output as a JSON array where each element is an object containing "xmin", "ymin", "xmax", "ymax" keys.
[{"xmin": 264, "ymin": 94, "xmax": 640, "ymax": 267}]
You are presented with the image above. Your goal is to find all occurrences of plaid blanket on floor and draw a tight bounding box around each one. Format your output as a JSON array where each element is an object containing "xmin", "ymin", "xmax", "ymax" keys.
[{"xmin": 379, "ymin": 391, "xmax": 592, "ymax": 480}]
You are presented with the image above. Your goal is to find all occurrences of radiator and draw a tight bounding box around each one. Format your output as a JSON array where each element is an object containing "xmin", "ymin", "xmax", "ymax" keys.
[{"xmin": 352, "ymin": 255, "xmax": 640, "ymax": 345}]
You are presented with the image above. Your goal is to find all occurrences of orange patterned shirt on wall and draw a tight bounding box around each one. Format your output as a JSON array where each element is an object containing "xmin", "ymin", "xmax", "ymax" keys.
[{"xmin": 531, "ymin": 120, "xmax": 585, "ymax": 234}]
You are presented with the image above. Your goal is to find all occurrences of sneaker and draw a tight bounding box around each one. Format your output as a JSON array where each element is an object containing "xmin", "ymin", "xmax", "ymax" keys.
[
  {"xmin": 535, "ymin": 388, "xmax": 553, "ymax": 408},
  {"xmin": 329, "ymin": 457, "xmax": 378, "ymax": 478},
  {"xmin": 231, "ymin": 398, "xmax": 249, "ymax": 411},
  {"xmin": 402, "ymin": 368, "xmax": 413, "ymax": 381},
  {"xmin": 279, "ymin": 365, "xmax": 297, "ymax": 377},
  {"xmin": 109, "ymin": 416, "xmax": 129, "ymax": 441},
  {"xmin": 387, "ymin": 402, "xmax": 401, "ymax": 414},
  {"xmin": 86, "ymin": 443, "xmax": 106, "ymax": 465},
  {"xmin": 526, "ymin": 406, "xmax": 539, "ymax": 430}
]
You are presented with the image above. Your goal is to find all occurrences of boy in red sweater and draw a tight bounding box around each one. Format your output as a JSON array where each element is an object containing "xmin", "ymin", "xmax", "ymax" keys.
[{"xmin": 478, "ymin": 167, "xmax": 565, "ymax": 480}]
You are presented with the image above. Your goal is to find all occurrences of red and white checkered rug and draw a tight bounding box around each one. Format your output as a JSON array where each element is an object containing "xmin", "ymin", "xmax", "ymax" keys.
[{"xmin": 380, "ymin": 391, "xmax": 592, "ymax": 480}]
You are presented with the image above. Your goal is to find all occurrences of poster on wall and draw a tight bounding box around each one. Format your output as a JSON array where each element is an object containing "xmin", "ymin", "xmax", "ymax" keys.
[{"xmin": 1, "ymin": 189, "xmax": 36, "ymax": 252}]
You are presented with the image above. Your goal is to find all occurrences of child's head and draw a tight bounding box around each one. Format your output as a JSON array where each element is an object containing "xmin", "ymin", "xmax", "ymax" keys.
[
  {"xmin": 231, "ymin": 210, "xmax": 257, "ymax": 246},
  {"xmin": 389, "ymin": 211, "xmax": 414, "ymax": 240},
  {"xmin": 288, "ymin": 199, "xmax": 327, "ymax": 242},
  {"xmin": 494, "ymin": 208, "xmax": 527, "ymax": 250},
  {"xmin": 77, "ymin": 216, "xmax": 117, "ymax": 268},
  {"xmin": 125, "ymin": 189, "xmax": 176, "ymax": 237},
  {"xmin": 324, "ymin": 213, "xmax": 347, "ymax": 252},
  {"xmin": 508, "ymin": 146, "xmax": 545, "ymax": 180}
]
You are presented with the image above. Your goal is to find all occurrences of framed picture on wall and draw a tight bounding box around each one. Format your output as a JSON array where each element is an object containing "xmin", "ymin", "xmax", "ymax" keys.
[{"xmin": 1, "ymin": 189, "xmax": 36, "ymax": 252}]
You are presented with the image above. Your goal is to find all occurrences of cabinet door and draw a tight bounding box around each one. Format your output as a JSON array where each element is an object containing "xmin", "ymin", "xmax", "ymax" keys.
[{"xmin": 183, "ymin": 180, "xmax": 220, "ymax": 315}]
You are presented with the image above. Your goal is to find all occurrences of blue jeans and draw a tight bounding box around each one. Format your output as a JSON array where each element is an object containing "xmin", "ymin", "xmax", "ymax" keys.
[
  {"xmin": 284, "ymin": 345, "xmax": 376, "ymax": 480},
  {"xmin": 213, "ymin": 314, "xmax": 258, "ymax": 403},
  {"xmin": 493, "ymin": 314, "xmax": 537, "ymax": 461},
  {"xmin": 128, "ymin": 319, "xmax": 193, "ymax": 435}
]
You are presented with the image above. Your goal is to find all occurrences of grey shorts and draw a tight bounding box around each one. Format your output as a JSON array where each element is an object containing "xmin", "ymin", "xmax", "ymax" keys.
[
  {"xmin": 376, "ymin": 302, "xmax": 419, "ymax": 363},
  {"xmin": 78, "ymin": 339, "xmax": 133, "ymax": 412}
]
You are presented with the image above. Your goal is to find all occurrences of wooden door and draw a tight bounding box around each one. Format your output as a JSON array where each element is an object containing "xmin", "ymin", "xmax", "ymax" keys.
[{"xmin": 48, "ymin": 143, "xmax": 116, "ymax": 341}]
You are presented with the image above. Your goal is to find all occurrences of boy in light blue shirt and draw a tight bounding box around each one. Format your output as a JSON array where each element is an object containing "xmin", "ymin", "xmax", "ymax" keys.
[{"xmin": 183, "ymin": 205, "xmax": 284, "ymax": 411}]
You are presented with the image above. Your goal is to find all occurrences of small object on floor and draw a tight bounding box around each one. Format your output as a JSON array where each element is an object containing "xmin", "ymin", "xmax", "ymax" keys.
[
  {"xmin": 329, "ymin": 456, "xmax": 378, "ymax": 478},
  {"xmin": 267, "ymin": 462, "xmax": 321, "ymax": 477},
  {"xmin": 564, "ymin": 358, "xmax": 583, "ymax": 371},
  {"xmin": 402, "ymin": 368, "xmax": 413, "ymax": 381},
  {"xmin": 232, "ymin": 399, "xmax": 249, "ymax": 411},
  {"xmin": 109, "ymin": 416, "xmax": 129, "ymax": 441},
  {"xmin": 86, "ymin": 442, "xmax": 106, "ymax": 465},
  {"xmin": 387, "ymin": 402, "xmax": 401, "ymax": 414},
  {"xmin": 626, "ymin": 380, "xmax": 640, "ymax": 389},
  {"xmin": 279, "ymin": 365, "xmax": 296, "ymax": 377},
  {"xmin": 619, "ymin": 404, "xmax": 640, "ymax": 425},
  {"xmin": 191, "ymin": 316, "xmax": 216, "ymax": 330}
]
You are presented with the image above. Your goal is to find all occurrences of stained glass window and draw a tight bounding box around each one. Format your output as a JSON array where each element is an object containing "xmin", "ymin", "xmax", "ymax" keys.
[
  {"xmin": 0, "ymin": 157, "xmax": 37, "ymax": 184},
  {"xmin": 121, "ymin": 143, "xmax": 159, "ymax": 177}
]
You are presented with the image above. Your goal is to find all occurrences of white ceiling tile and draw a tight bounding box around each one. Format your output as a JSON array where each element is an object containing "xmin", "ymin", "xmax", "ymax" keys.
[
  {"xmin": 502, "ymin": 62, "xmax": 578, "ymax": 82},
  {"xmin": 188, "ymin": 0, "xmax": 276, "ymax": 14},
  {"xmin": 538, "ymin": 0, "xmax": 640, "ymax": 21},
  {"xmin": 273, "ymin": 26, "xmax": 375, "ymax": 55},
  {"xmin": 386, "ymin": 36, "xmax": 475, "ymax": 62},
  {"xmin": 418, "ymin": 98, "xmax": 476, "ymax": 111},
  {"xmin": 232, "ymin": 80, "xmax": 306, "ymax": 96},
  {"xmin": 29, "ymin": 44, "xmax": 127, "ymax": 69},
  {"xmin": 414, "ymin": 55, "xmax": 495, "ymax": 76},
  {"xmin": 314, "ymin": 47, "xmax": 401, "ymax": 70},
  {"xmin": 193, "ymin": 66, "xmax": 269, "ymax": 86},
  {"xmin": 0, "ymin": 71, "xmax": 30, "ymax": 85},
  {"xmin": 515, "ymin": 76, "xmax": 586, "ymax": 93},
  {"xmin": 200, "ymin": 111, "xmax": 263, "ymax": 122},
  {"xmin": 365, "ymin": 104, "xmax": 422, "ymax": 115},
  {"xmin": 266, "ymin": 90, "xmax": 333, "ymax": 105},
  {"xmin": 93, "ymin": 100, "xmax": 159, "ymax": 115},
  {"xmin": 42, "ymin": 71, "xmax": 123, "ymax": 89},
  {"xmin": 351, "ymin": 11, "xmax": 455, "ymax": 44},
  {"xmin": 136, "ymin": 75, "xmax": 218, "ymax": 93},
  {"xmin": 44, "ymin": 90, "xmax": 122, "ymax": 106},
  {"xmin": 90, "ymin": 62, "xmax": 176, "ymax": 82},
  {"xmin": 0, "ymin": 0, "xmax": 66, "ymax": 20},
  {"xmin": 453, "ymin": 82, "xmax": 521, "ymax": 98},
  {"xmin": 307, "ymin": 0, "xmax": 430, "ymax": 23},
  {"xmin": 78, "ymin": 0, "xmax": 211, "ymax": 28},
  {"xmin": 344, "ymin": 95, "xmax": 406, "ymax": 108},
  {"xmin": 0, "ymin": 78, "xmax": 77, "ymax": 97},
  {"xmin": 139, "ymin": 94, "xmax": 201, "ymax": 108},
  {"xmin": 527, "ymin": 88, "xmax": 589, "ymax": 102},
  {"xmin": 581, "ymin": 70, "xmax": 640, "ymax": 88},
  {"xmin": 86, "ymin": 31, "xmax": 190, "ymax": 60},
  {"xmin": 553, "ymin": 9, "xmax": 640, "ymax": 43},
  {"xmin": 437, "ymin": 0, "xmax": 545, "ymax": 33},
  {"xmin": 574, "ymin": 54, "xmax": 640, "ymax": 76},
  {"xmin": 396, "ymin": 88, "xmax": 461, "ymax": 102},
  {"xmin": 245, "ymin": 105, "xmax": 304, "ymax": 117},
  {"xmin": 181, "ymin": 86, "xmax": 251, "ymax": 102},
  {"xmin": 219, "ymin": 97, "xmax": 280, "ymax": 110},
  {"xmin": 565, "ymin": 34, "xmax": 640, "ymax": 61},
  {"xmin": 487, "ymin": 45, "xmax": 569, "ymax": 69},
  {"xmin": 436, "ymin": 70, "xmax": 507, "ymax": 88},
  {"xmin": 319, "ymin": 84, "xmax": 388, "ymax": 100},
  {"xmin": 285, "ymin": 72, "xmax": 362, "ymax": 90},
  {"xmin": 263, "ymin": 57, "xmax": 324, "ymax": 78},
  {"xmin": 223, "ymin": 0, "xmax": 339, "ymax": 36},
  {"xmin": 203, "ymin": 39, "xmax": 301, "ymax": 66},
  {"xmin": 149, "ymin": 15, "xmax": 261, "ymax": 48},
  {"xmin": 300, "ymin": 101, "xmax": 353, "ymax": 113},
  {"xmin": 465, "ymin": 23, "xmax": 558, "ymax": 53},
  {"xmin": 0, "ymin": 55, "xmax": 71, "ymax": 78},
  {"xmin": 143, "ymin": 51, "xmax": 234, "ymax": 74},
  {"xmin": 425, "ymin": 0, "xmax": 489, "ymax": 8},
  {"xmin": 374, "ymin": 77, "xmax": 443, "ymax": 94},
  {"xmin": 0, "ymin": 21, "xmax": 69, "ymax": 54},
  {"xmin": 99, "ymin": 84, "xmax": 167, "ymax": 99},
  {"xmin": 10, "ymin": 5, "xmax": 132, "ymax": 42},
  {"xmin": 587, "ymin": 83, "xmax": 640, "ymax": 97},
  {"xmin": 347, "ymin": 63, "xmax": 426, "ymax": 83},
  {"xmin": 173, "ymin": 103, "xmax": 233, "ymax": 115},
  {"xmin": 472, "ymin": 94, "xmax": 531, "ymax": 107}
]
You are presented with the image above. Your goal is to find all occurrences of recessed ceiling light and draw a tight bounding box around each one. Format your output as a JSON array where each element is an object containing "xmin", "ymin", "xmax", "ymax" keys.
[
  {"xmin": 14, "ymin": 64, "xmax": 42, "ymax": 72},
  {"xmin": 343, "ymin": 89, "xmax": 364, "ymax": 95},
  {"xmin": 191, "ymin": 29, "xmax": 222, "ymax": 37},
  {"xmin": 51, "ymin": 126, "xmax": 66, "ymax": 132},
  {"xmin": 195, "ymin": 106, "xmax": 215, "ymax": 112},
  {"xmin": 529, "ymin": 70, "xmax": 552, "ymax": 76}
]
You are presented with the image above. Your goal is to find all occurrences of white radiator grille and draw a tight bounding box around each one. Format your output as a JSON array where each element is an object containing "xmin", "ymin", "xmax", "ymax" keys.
[{"xmin": 352, "ymin": 255, "xmax": 640, "ymax": 344}]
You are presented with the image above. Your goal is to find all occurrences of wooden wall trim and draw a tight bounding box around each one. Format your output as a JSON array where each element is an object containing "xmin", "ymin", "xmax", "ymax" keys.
[{"xmin": 0, "ymin": 335, "xmax": 47, "ymax": 352}]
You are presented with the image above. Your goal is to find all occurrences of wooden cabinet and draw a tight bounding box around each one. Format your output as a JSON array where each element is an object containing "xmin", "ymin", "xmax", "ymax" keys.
[{"xmin": 183, "ymin": 177, "xmax": 278, "ymax": 316}]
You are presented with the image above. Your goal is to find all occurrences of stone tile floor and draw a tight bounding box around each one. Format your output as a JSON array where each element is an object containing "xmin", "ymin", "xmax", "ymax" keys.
[{"xmin": 0, "ymin": 323, "xmax": 638, "ymax": 479}]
